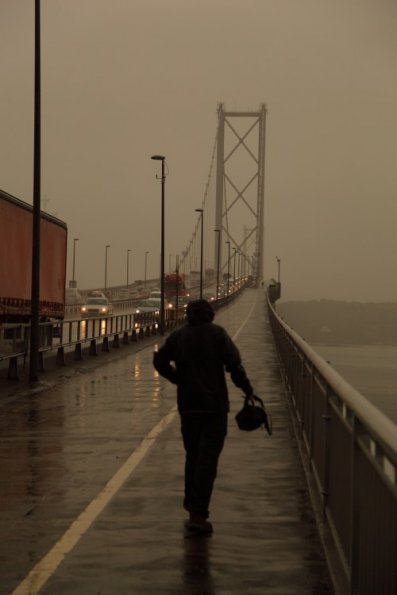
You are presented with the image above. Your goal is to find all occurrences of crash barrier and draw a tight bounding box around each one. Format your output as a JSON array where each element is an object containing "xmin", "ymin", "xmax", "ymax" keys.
[
  {"xmin": 0, "ymin": 284, "xmax": 246, "ymax": 381},
  {"xmin": 0, "ymin": 310, "xmax": 174, "ymax": 381},
  {"xmin": 267, "ymin": 290, "xmax": 397, "ymax": 595}
]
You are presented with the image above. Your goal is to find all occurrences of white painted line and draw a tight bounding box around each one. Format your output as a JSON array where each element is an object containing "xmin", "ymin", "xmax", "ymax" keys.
[
  {"xmin": 11, "ymin": 406, "xmax": 177, "ymax": 595},
  {"xmin": 12, "ymin": 292, "xmax": 256, "ymax": 594},
  {"xmin": 231, "ymin": 291, "xmax": 257, "ymax": 341}
]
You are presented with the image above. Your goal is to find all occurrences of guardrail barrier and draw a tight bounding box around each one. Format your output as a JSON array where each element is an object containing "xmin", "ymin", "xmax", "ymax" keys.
[
  {"xmin": 0, "ymin": 283, "xmax": 246, "ymax": 382},
  {"xmin": 267, "ymin": 288, "xmax": 396, "ymax": 595}
]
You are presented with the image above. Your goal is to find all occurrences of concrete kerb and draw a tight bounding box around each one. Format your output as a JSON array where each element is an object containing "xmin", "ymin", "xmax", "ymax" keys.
[
  {"xmin": 0, "ymin": 325, "xmax": 164, "ymax": 399},
  {"xmin": 0, "ymin": 291, "xmax": 245, "ymax": 395}
]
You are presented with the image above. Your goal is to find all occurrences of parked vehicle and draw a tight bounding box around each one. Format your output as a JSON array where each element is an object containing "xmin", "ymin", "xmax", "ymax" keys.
[
  {"xmin": 81, "ymin": 296, "xmax": 113, "ymax": 318},
  {"xmin": 0, "ymin": 189, "xmax": 67, "ymax": 322}
]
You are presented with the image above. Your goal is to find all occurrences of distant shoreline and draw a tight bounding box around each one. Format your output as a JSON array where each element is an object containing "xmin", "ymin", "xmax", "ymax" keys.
[{"xmin": 277, "ymin": 300, "xmax": 397, "ymax": 346}]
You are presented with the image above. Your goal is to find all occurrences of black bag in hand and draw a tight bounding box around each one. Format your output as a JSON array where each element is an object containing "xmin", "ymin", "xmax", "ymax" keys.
[{"xmin": 235, "ymin": 395, "xmax": 272, "ymax": 435}]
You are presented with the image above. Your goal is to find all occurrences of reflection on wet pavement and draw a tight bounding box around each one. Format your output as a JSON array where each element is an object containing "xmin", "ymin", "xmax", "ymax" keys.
[{"xmin": 0, "ymin": 289, "xmax": 332, "ymax": 594}]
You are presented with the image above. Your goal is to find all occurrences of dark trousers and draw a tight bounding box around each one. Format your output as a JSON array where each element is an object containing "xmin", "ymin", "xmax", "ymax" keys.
[{"xmin": 180, "ymin": 411, "xmax": 227, "ymax": 519}]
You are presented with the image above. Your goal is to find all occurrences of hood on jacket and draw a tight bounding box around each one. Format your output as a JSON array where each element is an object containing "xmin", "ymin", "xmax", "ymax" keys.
[{"xmin": 186, "ymin": 299, "xmax": 215, "ymax": 325}]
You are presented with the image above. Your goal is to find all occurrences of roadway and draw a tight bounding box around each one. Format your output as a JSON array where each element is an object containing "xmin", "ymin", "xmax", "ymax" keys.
[{"xmin": 0, "ymin": 288, "xmax": 332, "ymax": 594}]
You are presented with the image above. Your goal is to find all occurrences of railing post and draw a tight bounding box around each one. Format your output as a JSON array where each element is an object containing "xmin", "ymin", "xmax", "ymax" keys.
[
  {"xmin": 74, "ymin": 343, "xmax": 82, "ymax": 361},
  {"xmin": 89, "ymin": 339, "xmax": 97, "ymax": 356},
  {"xmin": 321, "ymin": 385, "xmax": 331, "ymax": 521},
  {"xmin": 349, "ymin": 416, "xmax": 359, "ymax": 595},
  {"xmin": 8, "ymin": 357, "xmax": 19, "ymax": 381},
  {"xmin": 56, "ymin": 346, "xmax": 65, "ymax": 366}
]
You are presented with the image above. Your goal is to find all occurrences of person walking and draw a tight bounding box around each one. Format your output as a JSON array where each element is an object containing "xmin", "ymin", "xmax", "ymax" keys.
[{"xmin": 153, "ymin": 298, "xmax": 254, "ymax": 534}]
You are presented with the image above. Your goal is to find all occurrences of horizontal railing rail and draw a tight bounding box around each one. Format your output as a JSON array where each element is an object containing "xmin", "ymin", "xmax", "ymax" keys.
[
  {"xmin": 0, "ymin": 311, "xmax": 163, "ymax": 380},
  {"xmin": 0, "ymin": 284, "xmax": 245, "ymax": 381},
  {"xmin": 267, "ymin": 289, "xmax": 397, "ymax": 595}
]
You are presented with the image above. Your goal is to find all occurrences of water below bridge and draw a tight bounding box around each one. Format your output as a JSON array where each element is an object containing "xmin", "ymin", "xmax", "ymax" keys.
[{"xmin": 0, "ymin": 289, "xmax": 332, "ymax": 594}]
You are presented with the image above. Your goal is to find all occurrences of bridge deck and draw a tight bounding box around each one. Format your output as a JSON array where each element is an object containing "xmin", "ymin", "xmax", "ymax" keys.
[{"xmin": 0, "ymin": 289, "xmax": 332, "ymax": 594}]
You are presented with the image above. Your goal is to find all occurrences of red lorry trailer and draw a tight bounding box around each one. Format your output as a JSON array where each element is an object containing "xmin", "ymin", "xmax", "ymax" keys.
[
  {"xmin": 0, "ymin": 189, "xmax": 67, "ymax": 322},
  {"xmin": 164, "ymin": 272, "xmax": 188, "ymax": 302}
]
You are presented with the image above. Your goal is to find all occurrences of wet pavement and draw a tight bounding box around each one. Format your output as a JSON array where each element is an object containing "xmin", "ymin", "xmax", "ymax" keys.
[{"xmin": 0, "ymin": 289, "xmax": 332, "ymax": 594}]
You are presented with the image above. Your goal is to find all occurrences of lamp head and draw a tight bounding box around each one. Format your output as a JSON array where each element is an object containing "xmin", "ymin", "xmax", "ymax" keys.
[{"xmin": 151, "ymin": 155, "xmax": 165, "ymax": 161}]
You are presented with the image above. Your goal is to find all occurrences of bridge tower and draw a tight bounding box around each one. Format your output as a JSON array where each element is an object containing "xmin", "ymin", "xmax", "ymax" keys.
[{"xmin": 215, "ymin": 103, "xmax": 267, "ymax": 287}]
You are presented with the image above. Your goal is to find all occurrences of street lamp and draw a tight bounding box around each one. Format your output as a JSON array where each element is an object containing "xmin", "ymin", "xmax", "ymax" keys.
[
  {"xmin": 151, "ymin": 154, "xmax": 166, "ymax": 335},
  {"xmin": 276, "ymin": 256, "xmax": 281, "ymax": 284},
  {"xmin": 29, "ymin": 0, "xmax": 42, "ymax": 381},
  {"xmin": 195, "ymin": 208, "xmax": 204, "ymax": 298},
  {"xmin": 144, "ymin": 251, "xmax": 149, "ymax": 288},
  {"xmin": 127, "ymin": 249, "xmax": 132, "ymax": 287},
  {"xmin": 104, "ymin": 244, "xmax": 110, "ymax": 289},
  {"xmin": 214, "ymin": 229, "xmax": 221, "ymax": 300},
  {"xmin": 232, "ymin": 247, "xmax": 237, "ymax": 293},
  {"xmin": 72, "ymin": 238, "xmax": 79, "ymax": 286},
  {"xmin": 175, "ymin": 254, "xmax": 180, "ymax": 321},
  {"xmin": 225, "ymin": 241, "xmax": 231, "ymax": 297}
]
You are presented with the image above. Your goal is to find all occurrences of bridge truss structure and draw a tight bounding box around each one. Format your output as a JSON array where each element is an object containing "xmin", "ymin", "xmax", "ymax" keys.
[
  {"xmin": 215, "ymin": 103, "xmax": 267, "ymax": 287},
  {"xmin": 178, "ymin": 103, "xmax": 267, "ymax": 289}
]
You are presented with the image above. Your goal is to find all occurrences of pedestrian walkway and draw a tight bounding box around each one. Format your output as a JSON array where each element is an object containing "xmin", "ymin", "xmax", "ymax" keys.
[{"xmin": 0, "ymin": 289, "xmax": 332, "ymax": 594}]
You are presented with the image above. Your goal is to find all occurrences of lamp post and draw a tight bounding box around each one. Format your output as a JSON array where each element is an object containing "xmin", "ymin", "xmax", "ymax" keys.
[
  {"xmin": 175, "ymin": 254, "xmax": 179, "ymax": 321},
  {"xmin": 276, "ymin": 256, "xmax": 281, "ymax": 284},
  {"xmin": 214, "ymin": 229, "xmax": 221, "ymax": 300},
  {"xmin": 127, "ymin": 249, "xmax": 132, "ymax": 287},
  {"xmin": 104, "ymin": 244, "xmax": 110, "ymax": 289},
  {"xmin": 29, "ymin": 0, "xmax": 41, "ymax": 381},
  {"xmin": 151, "ymin": 154, "xmax": 166, "ymax": 335},
  {"xmin": 225, "ymin": 241, "xmax": 231, "ymax": 297},
  {"xmin": 144, "ymin": 251, "xmax": 149, "ymax": 288},
  {"xmin": 232, "ymin": 247, "xmax": 237, "ymax": 293},
  {"xmin": 195, "ymin": 208, "xmax": 204, "ymax": 298},
  {"xmin": 72, "ymin": 238, "xmax": 79, "ymax": 286}
]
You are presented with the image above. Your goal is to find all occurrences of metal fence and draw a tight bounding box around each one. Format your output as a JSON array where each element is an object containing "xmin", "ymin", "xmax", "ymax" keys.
[
  {"xmin": 267, "ymin": 291, "xmax": 397, "ymax": 595},
  {"xmin": 0, "ymin": 287, "xmax": 243, "ymax": 382},
  {"xmin": 0, "ymin": 311, "xmax": 164, "ymax": 381}
]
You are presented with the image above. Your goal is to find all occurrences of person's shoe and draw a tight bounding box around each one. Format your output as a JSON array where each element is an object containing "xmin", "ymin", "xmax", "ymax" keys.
[{"xmin": 186, "ymin": 513, "xmax": 213, "ymax": 534}]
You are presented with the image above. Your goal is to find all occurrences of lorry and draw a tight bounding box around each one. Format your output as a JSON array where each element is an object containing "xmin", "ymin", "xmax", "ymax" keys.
[
  {"xmin": 0, "ymin": 189, "xmax": 68, "ymax": 322},
  {"xmin": 164, "ymin": 272, "xmax": 188, "ymax": 305}
]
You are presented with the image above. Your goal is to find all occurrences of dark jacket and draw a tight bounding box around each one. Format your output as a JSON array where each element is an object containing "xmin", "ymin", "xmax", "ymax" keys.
[{"xmin": 153, "ymin": 321, "xmax": 253, "ymax": 413}]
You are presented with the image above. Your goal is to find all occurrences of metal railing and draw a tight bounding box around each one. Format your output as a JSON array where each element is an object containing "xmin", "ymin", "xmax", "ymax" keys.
[
  {"xmin": 0, "ymin": 284, "xmax": 246, "ymax": 381},
  {"xmin": 267, "ymin": 290, "xmax": 397, "ymax": 595},
  {"xmin": 0, "ymin": 310, "xmax": 171, "ymax": 381}
]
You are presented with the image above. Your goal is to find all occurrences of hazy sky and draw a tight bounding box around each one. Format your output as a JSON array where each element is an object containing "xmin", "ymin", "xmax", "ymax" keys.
[{"xmin": 1, "ymin": 0, "xmax": 396, "ymax": 301}]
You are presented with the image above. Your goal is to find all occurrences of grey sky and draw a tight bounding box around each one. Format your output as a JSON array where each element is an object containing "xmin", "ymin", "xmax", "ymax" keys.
[{"xmin": 1, "ymin": 0, "xmax": 396, "ymax": 301}]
